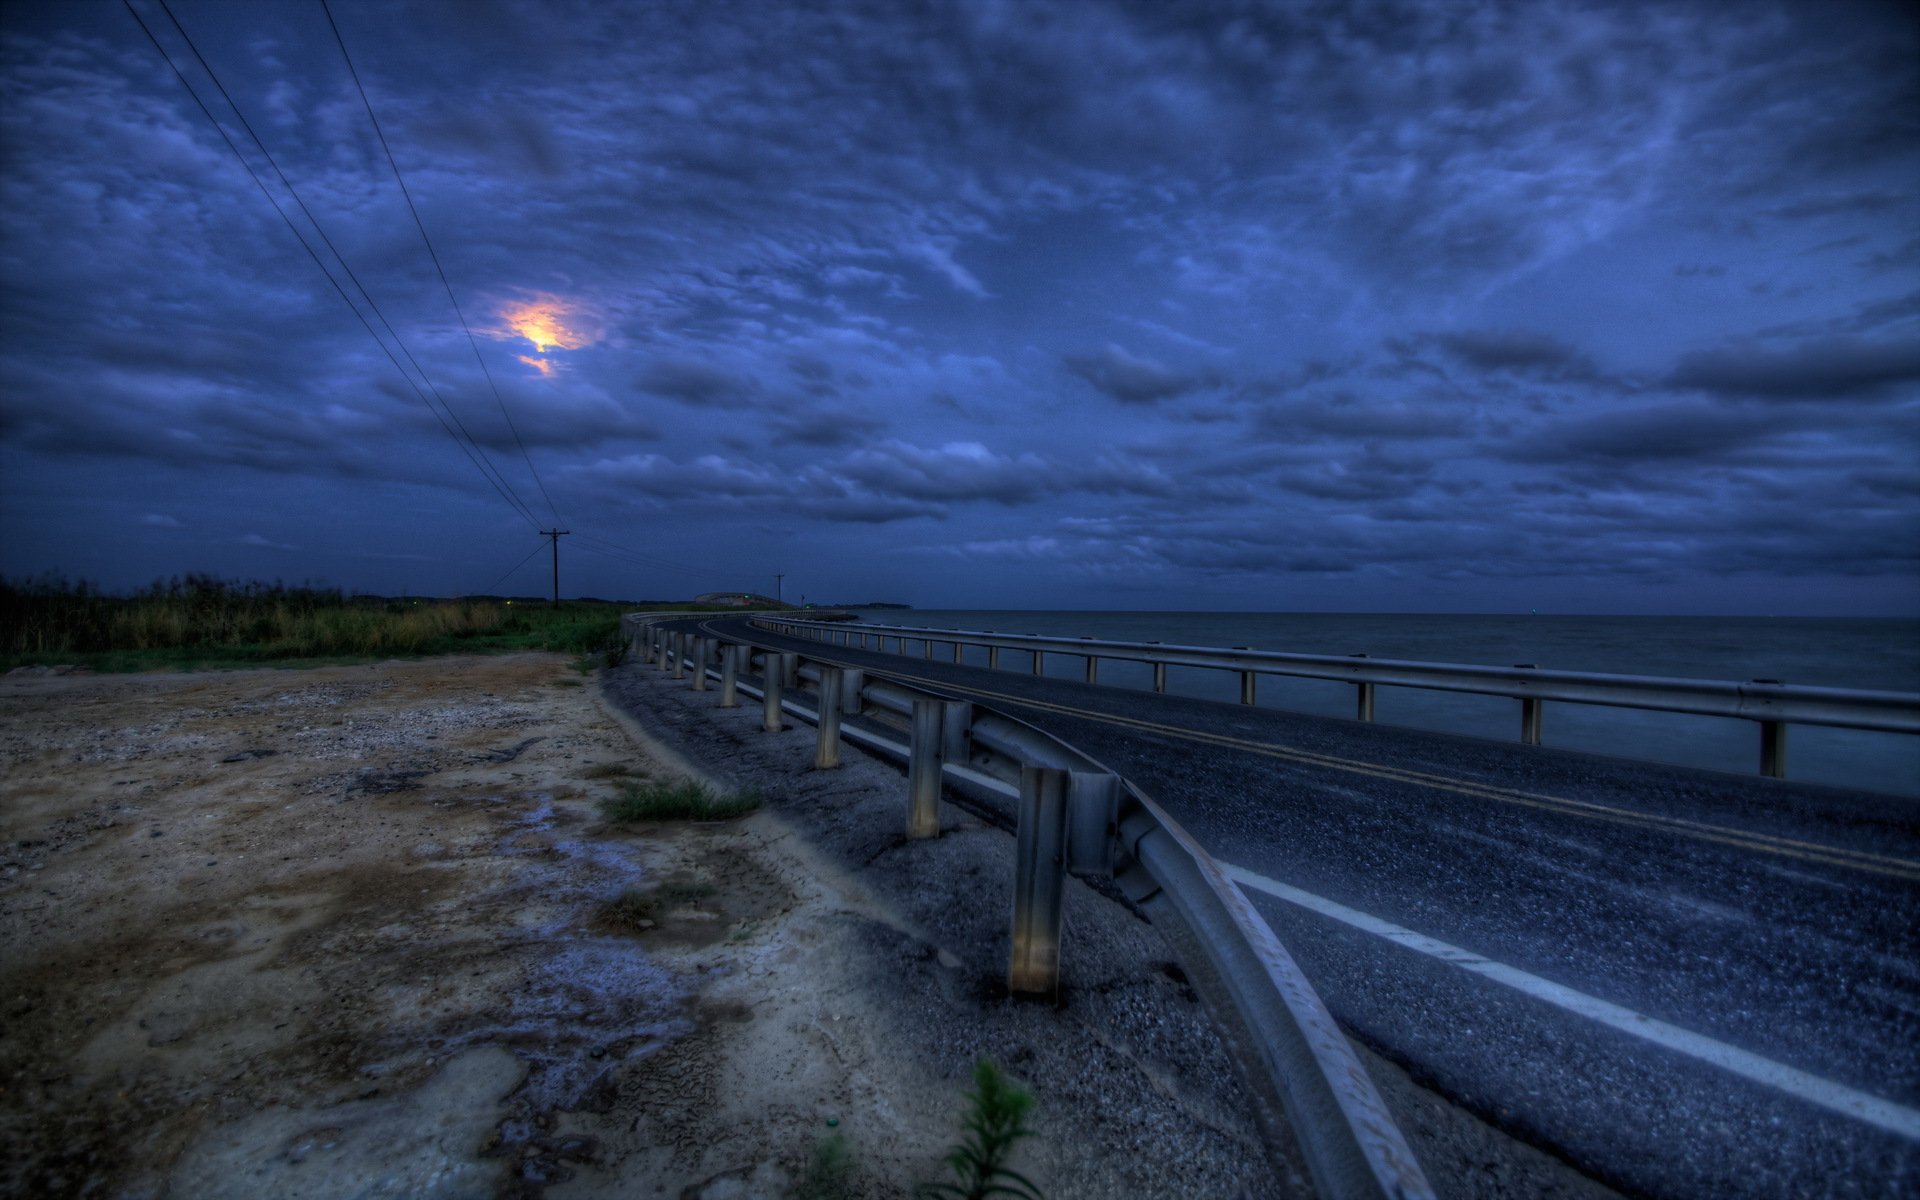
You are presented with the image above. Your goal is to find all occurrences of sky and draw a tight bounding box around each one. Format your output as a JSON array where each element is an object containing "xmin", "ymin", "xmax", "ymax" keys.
[{"xmin": 1, "ymin": 0, "xmax": 1916, "ymax": 614}]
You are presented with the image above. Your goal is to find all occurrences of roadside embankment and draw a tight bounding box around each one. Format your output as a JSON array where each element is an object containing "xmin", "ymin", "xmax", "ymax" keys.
[
  {"xmin": 0, "ymin": 651, "xmax": 1288, "ymax": 1198},
  {"xmin": 601, "ymin": 656, "xmax": 1301, "ymax": 1197}
]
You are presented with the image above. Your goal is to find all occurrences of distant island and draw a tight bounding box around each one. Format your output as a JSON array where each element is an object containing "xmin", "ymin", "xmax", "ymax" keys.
[{"xmin": 846, "ymin": 602, "xmax": 912, "ymax": 609}]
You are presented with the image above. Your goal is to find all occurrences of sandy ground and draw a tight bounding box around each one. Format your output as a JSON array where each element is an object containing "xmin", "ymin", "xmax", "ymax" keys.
[{"xmin": 0, "ymin": 654, "xmax": 1081, "ymax": 1199}]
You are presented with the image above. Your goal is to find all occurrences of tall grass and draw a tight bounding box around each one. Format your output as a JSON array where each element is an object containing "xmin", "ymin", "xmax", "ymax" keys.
[
  {"xmin": 598, "ymin": 779, "xmax": 761, "ymax": 822},
  {"xmin": 0, "ymin": 574, "xmax": 648, "ymax": 670}
]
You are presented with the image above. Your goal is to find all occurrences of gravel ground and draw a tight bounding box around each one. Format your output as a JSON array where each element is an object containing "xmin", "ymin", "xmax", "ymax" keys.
[
  {"xmin": 600, "ymin": 654, "xmax": 1299, "ymax": 1199},
  {"xmin": 0, "ymin": 651, "xmax": 1292, "ymax": 1200},
  {"xmin": 0, "ymin": 654, "xmax": 1202, "ymax": 1199},
  {"xmin": 1, "ymin": 642, "xmax": 1611, "ymax": 1199}
]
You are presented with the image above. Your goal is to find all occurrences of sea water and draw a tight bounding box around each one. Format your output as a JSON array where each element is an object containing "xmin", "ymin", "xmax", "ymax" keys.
[{"xmin": 838, "ymin": 610, "xmax": 1920, "ymax": 798}]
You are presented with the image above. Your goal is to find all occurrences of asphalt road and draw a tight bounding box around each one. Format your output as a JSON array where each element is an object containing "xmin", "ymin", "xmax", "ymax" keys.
[{"xmin": 670, "ymin": 615, "xmax": 1920, "ymax": 1199}]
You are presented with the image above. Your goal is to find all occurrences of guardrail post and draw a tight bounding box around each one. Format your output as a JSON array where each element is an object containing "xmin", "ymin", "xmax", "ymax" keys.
[
  {"xmin": 719, "ymin": 644, "xmax": 739, "ymax": 707},
  {"xmin": 779, "ymin": 652, "xmax": 798, "ymax": 689},
  {"xmin": 656, "ymin": 631, "xmax": 671, "ymax": 673},
  {"xmin": 1151, "ymin": 643, "xmax": 1167, "ymax": 693},
  {"xmin": 988, "ymin": 646, "xmax": 1001, "ymax": 670},
  {"xmin": 1750, "ymin": 680, "xmax": 1789, "ymax": 777},
  {"xmin": 762, "ymin": 659, "xmax": 785, "ymax": 732},
  {"xmin": 1348, "ymin": 654, "xmax": 1375, "ymax": 721},
  {"xmin": 815, "ymin": 668, "xmax": 844, "ymax": 768},
  {"xmin": 1516, "ymin": 665, "xmax": 1542, "ymax": 745},
  {"xmin": 1032, "ymin": 650, "xmax": 1045, "ymax": 676},
  {"xmin": 1085, "ymin": 655, "xmax": 1098, "ymax": 684},
  {"xmin": 690, "ymin": 638, "xmax": 708, "ymax": 690},
  {"xmin": 941, "ymin": 700, "xmax": 972, "ymax": 761},
  {"xmin": 923, "ymin": 638, "xmax": 934, "ymax": 659},
  {"xmin": 1067, "ymin": 770, "xmax": 1119, "ymax": 875},
  {"xmin": 1240, "ymin": 671, "xmax": 1256, "ymax": 705},
  {"xmin": 1760, "ymin": 718, "xmax": 1787, "ymax": 777},
  {"xmin": 670, "ymin": 632, "xmax": 687, "ymax": 679},
  {"xmin": 640, "ymin": 629, "xmax": 655, "ymax": 664},
  {"xmin": 1009, "ymin": 765, "xmax": 1070, "ymax": 997},
  {"xmin": 907, "ymin": 699, "xmax": 945, "ymax": 838},
  {"xmin": 951, "ymin": 641, "xmax": 962, "ymax": 664}
]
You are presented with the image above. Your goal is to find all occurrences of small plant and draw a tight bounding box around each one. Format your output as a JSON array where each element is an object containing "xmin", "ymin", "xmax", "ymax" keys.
[
  {"xmin": 598, "ymin": 778, "xmax": 759, "ymax": 823},
  {"xmin": 919, "ymin": 1060, "xmax": 1043, "ymax": 1200},
  {"xmin": 602, "ymin": 889, "xmax": 657, "ymax": 931},
  {"xmin": 790, "ymin": 1129, "xmax": 854, "ymax": 1200}
]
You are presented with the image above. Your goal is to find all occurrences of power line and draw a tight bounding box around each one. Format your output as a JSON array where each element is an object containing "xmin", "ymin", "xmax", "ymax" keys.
[
  {"xmin": 569, "ymin": 539, "xmax": 716, "ymax": 585},
  {"xmin": 139, "ymin": 0, "xmax": 544, "ymax": 531},
  {"xmin": 318, "ymin": 0, "xmax": 564, "ymax": 527},
  {"xmin": 570, "ymin": 533, "xmax": 711, "ymax": 579},
  {"xmin": 471, "ymin": 539, "xmax": 549, "ymax": 596},
  {"xmin": 132, "ymin": 0, "xmax": 733, "ymax": 594}
]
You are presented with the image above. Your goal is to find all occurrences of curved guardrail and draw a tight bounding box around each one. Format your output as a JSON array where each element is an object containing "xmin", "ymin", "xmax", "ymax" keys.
[
  {"xmin": 755, "ymin": 616, "xmax": 1920, "ymax": 780},
  {"xmin": 619, "ymin": 612, "xmax": 1436, "ymax": 1200}
]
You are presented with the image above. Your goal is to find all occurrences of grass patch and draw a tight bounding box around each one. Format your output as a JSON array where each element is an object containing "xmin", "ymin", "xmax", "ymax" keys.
[
  {"xmin": 602, "ymin": 889, "xmax": 658, "ymax": 930},
  {"xmin": 0, "ymin": 574, "xmax": 785, "ymax": 673},
  {"xmin": 598, "ymin": 779, "xmax": 760, "ymax": 823}
]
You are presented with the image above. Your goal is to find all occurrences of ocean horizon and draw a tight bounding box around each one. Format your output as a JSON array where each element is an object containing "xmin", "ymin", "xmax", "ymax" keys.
[{"xmin": 832, "ymin": 608, "xmax": 1920, "ymax": 798}]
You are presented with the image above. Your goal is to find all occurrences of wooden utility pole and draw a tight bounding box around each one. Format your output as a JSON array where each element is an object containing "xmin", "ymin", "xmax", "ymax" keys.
[
  {"xmin": 774, "ymin": 574, "xmax": 784, "ymax": 604},
  {"xmin": 542, "ymin": 529, "xmax": 569, "ymax": 608}
]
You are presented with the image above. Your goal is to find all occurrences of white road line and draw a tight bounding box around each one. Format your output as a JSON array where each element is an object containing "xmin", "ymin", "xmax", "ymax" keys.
[{"xmin": 1221, "ymin": 862, "xmax": 1920, "ymax": 1142}]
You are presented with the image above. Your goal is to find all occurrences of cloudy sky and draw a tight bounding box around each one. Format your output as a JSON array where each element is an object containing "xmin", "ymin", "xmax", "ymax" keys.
[{"xmin": 2, "ymin": 0, "xmax": 1915, "ymax": 612}]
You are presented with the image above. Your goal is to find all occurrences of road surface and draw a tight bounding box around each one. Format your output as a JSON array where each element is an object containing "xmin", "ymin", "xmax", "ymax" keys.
[{"xmin": 673, "ymin": 614, "xmax": 1920, "ymax": 1199}]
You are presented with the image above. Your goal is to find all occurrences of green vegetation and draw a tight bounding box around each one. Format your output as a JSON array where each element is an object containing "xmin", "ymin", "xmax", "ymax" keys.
[
  {"xmin": 0, "ymin": 574, "xmax": 766, "ymax": 672},
  {"xmin": 597, "ymin": 778, "xmax": 760, "ymax": 823},
  {"xmin": 920, "ymin": 1060, "xmax": 1044, "ymax": 1200},
  {"xmin": 602, "ymin": 888, "xmax": 659, "ymax": 931}
]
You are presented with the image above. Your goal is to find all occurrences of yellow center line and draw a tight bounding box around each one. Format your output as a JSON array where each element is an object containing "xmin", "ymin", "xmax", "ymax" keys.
[{"xmin": 721, "ymin": 624, "xmax": 1920, "ymax": 883}]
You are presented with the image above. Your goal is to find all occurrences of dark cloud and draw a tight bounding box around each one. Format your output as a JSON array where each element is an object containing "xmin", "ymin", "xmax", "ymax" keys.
[
  {"xmin": 1503, "ymin": 404, "xmax": 1788, "ymax": 465},
  {"xmin": 766, "ymin": 408, "xmax": 888, "ymax": 448},
  {"xmin": 1272, "ymin": 447, "xmax": 1435, "ymax": 502},
  {"xmin": 1063, "ymin": 344, "xmax": 1210, "ymax": 404},
  {"xmin": 1667, "ymin": 337, "xmax": 1920, "ymax": 399},
  {"xmin": 1429, "ymin": 329, "xmax": 1593, "ymax": 377},
  {"xmin": 638, "ymin": 359, "xmax": 757, "ymax": 408},
  {"xmin": 0, "ymin": 0, "xmax": 1913, "ymax": 608},
  {"xmin": 835, "ymin": 441, "xmax": 1049, "ymax": 505},
  {"xmin": 1767, "ymin": 191, "xmax": 1908, "ymax": 221},
  {"xmin": 1255, "ymin": 394, "xmax": 1472, "ymax": 441}
]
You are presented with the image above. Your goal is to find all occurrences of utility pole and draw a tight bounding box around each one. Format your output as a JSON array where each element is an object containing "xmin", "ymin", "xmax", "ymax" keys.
[
  {"xmin": 542, "ymin": 529, "xmax": 569, "ymax": 609},
  {"xmin": 773, "ymin": 574, "xmax": 784, "ymax": 605}
]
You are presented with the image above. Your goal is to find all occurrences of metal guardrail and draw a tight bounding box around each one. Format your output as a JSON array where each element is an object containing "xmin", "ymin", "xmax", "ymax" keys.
[
  {"xmin": 755, "ymin": 617, "xmax": 1920, "ymax": 781},
  {"xmin": 620, "ymin": 613, "xmax": 1436, "ymax": 1200}
]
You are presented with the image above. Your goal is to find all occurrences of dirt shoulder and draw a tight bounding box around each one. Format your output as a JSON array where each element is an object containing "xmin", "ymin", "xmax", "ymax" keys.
[{"xmin": 0, "ymin": 652, "xmax": 1286, "ymax": 1199}]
